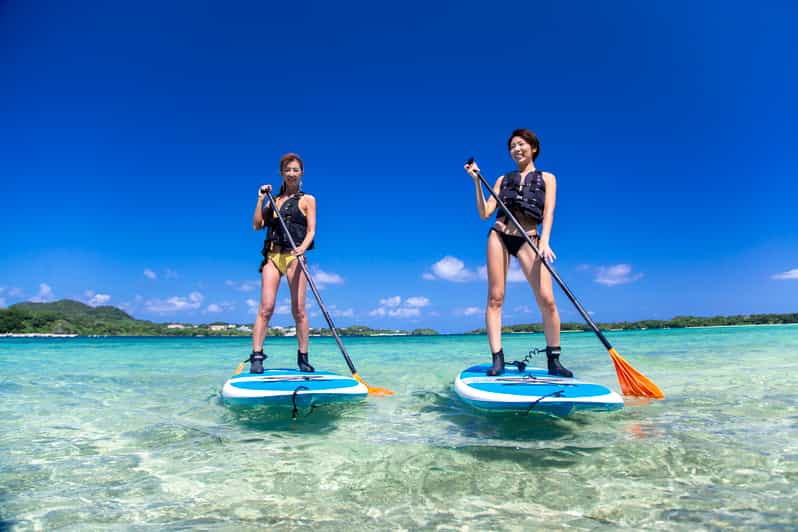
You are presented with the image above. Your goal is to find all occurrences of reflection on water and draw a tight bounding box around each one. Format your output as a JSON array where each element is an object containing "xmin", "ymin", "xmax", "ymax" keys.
[{"xmin": 222, "ymin": 401, "xmax": 360, "ymax": 433}]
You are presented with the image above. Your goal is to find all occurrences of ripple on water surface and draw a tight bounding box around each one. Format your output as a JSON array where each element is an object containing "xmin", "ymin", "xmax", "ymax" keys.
[{"xmin": 0, "ymin": 329, "xmax": 797, "ymax": 529}]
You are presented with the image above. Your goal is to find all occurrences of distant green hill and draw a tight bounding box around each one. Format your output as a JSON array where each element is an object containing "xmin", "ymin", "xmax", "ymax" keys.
[
  {"xmin": 12, "ymin": 300, "xmax": 135, "ymax": 321},
  {"xmin": 0, "ymin": 300, "xmax": 438, "ymax": 337},
  {"xmin": 0, "ymin": 299, "xmax": 254, "ymax": 336},
  {"xmin": 2, "ymin": 299, "xmax": 164, "ymax": 335}
]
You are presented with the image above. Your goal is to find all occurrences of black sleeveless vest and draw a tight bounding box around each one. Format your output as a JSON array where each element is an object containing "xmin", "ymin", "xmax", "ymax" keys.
[
  {"xmin": 262, "ymin": 192, "xmax": 315, "ymax": 253},
  {"xmin": 498, "ymin": 169, "xmax": 545, "ymax": 223}
]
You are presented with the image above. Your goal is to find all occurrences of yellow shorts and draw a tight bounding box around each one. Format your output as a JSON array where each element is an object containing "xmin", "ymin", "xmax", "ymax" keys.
[{"xmin": 268, "ymin": 252, "xmax": 296, "ymax": 276}]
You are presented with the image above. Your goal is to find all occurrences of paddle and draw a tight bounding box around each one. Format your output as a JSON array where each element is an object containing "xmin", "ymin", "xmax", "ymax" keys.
[
  {"xmin": 466, "ymin": 158, "xmax": 664, "ymax": 399},
  {"xmin": 239, "ymin": 187, "xmax": 394, "ymax": 396}
]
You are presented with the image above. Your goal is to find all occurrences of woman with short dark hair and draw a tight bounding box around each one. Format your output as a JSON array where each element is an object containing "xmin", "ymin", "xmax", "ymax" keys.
[{"xmin": 464, "ymin": 129, "xmax": 572, "ymax": 377}]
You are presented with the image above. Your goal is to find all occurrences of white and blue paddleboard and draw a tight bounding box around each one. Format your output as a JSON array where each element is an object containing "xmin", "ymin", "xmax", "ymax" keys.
[
  {"xmin": 221, "ymin": 368, "xmax": 368, "ymax": 408},
  {"xmin": 455, "ymin": 364, "xmax": 623, "ymax": 417}
]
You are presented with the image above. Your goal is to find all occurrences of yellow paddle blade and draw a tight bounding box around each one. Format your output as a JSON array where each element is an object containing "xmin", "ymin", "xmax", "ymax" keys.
[
  {"xmin": 232, "ymin": 362, "xmax": 246, "ymax": 376},
  {"xmin": 353, "ymin": 373, "xmax": 394, "ymax": 396},
  {"xmin": 609, "ymin": 347, "xmax": 664, "ymax": 399}
]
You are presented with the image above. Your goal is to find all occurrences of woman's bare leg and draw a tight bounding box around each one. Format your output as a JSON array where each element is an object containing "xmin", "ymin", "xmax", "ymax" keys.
[
  {"xmin": 516, "ymin": 244, "xmax": 560, "ymax": 346},
  {"xmin": 517, "ymin": 243, "xmax": 570, "ymax": 376},
  {"xmin": 486, "ymin": 231, "xmax": 509, "ymax": 354},
  {"xmin": 286, "ymin": 258, "xmax": 309, "ymax": 353},
  {"xmin": 252, "ymin": 262, "xmax": 281, "ymax": 352}
]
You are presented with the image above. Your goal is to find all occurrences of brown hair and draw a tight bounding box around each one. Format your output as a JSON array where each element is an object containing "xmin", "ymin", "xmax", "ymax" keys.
[
  {"xmin": 278, "ymin": 153, "xmax": 304, "ymax": 195},
  {"xmin": 507, "ymin": 129, "xmax": 540, "ymax": 161}
]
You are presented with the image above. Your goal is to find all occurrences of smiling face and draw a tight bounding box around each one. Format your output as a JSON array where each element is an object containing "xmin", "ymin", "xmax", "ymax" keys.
[
  {"xmin": 281, "ymin": 159, "xmax": 303, "ymax": 185},
  {"xmin": 506, "ymin": 129, "xmax": 541, "ymax": 166},
  {"xmin": 509, "ymin": 136, "xmax": 535, "ymax": 165},
  {"xmin": 279, "ymin": 154, "xmax": 304, "ymax": 190}
]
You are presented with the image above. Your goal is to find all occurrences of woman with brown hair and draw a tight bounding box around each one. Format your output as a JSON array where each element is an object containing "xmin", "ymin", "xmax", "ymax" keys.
[
  {"xmin": 464, "ymin": 129, "xmax": 572, "ymax": 378},
  {"xmin": 248, "ymin": 153, "xmax": 316, "ymax": 374}
]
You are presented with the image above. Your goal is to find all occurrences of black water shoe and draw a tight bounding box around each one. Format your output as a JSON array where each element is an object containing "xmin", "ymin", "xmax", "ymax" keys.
[
  {"xmin": 546, "ymin": 346, "xmax": 573, "ymax": 378},
  {"xmin": 249, "ymin": 351, "xmax": 266, "ymax": 374},
  {"xmin": 487, "ymin": 349, "xmax": 505, "ymax": 376},
  {"xmin": 297, "ymin": 351, "xmax": 315, "ymax": 373}
]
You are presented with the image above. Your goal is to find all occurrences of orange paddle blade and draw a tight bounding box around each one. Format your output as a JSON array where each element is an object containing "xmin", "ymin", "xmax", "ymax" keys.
[
  {"xmin": 232, "ymin": 362, "xmax": 246, "ymax": 376},
  {"xmin": 609, "ymin": 347, "xmax": 664, "ymax": 399},
  {"xmin": 353, "ymin": 373, "xmax": 394, "ymax": 397}
]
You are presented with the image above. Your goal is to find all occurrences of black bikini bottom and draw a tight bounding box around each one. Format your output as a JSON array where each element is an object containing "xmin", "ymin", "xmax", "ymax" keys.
[{"xmin": 489, "ymin": 227, "xmax": 539, "ymax": 257}]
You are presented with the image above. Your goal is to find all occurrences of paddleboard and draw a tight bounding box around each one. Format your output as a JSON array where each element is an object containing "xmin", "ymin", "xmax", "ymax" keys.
[
  {"xmin": 221, "ymin": 368, "xmax": 368, "ymax": 408},
  {"xmin": 454, "ymin": 364, "xmax": 623, "ymax": 417}
]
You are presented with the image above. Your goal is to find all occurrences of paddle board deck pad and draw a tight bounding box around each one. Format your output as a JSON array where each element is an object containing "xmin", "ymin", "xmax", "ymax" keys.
[
  {"xmin": 454, "ymin": 364, "xmax": 623, "ymax": 417},
  {"xmin": 221, "ymin": 369, "xmax": 368, "ymax": 408}
]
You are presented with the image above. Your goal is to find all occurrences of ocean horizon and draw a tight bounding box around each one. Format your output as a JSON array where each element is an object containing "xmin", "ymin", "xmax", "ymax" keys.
[{"xmin": 4, "ymin": 321, "xmax": 796, "ymax": 338}]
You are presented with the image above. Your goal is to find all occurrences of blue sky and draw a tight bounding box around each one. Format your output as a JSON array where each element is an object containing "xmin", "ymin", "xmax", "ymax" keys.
[{"xmin": 2, "ymin": 1, "xmax": 797, "ymax": 333}]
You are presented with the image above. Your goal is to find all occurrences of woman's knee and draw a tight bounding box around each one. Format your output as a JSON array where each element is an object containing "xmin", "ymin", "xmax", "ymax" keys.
[
  {"xmin": 258, "ymin": 303, "xmax": 275, "ymax": 320},
  {"xmin": 487, "ymin": 291, "xmax": 505, "ymax": 311},
  {"xmin": 292, "ymin": 306, "xmax": 307, "ymax": 322},
  {"xmin": 537, "ymin": 294, "xmax": 557, "ymax": 315}
]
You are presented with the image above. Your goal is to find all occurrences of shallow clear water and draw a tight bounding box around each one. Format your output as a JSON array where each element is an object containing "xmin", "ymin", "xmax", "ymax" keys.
[{"xmin": 1, "ymin": 326, "xmax": 797, "ymax": 530}]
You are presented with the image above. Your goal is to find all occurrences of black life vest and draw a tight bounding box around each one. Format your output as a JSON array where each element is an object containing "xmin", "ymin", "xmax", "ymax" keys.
[
  {"xmin": 262, "ymin": 192, "xmax": 315, "ymax": 253},
  {"xmin": 498, "ymin": 169, "xmax": 546, "ymax": 223}
]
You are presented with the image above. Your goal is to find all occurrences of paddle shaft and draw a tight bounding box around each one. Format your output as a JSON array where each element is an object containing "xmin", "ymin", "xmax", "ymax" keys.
[
  {"xmin": 265, "ymin": 190, "xmax": 359, "ymax": 375},
  {"xmin": 472, "ymin": 169, "xmax": 613, "ymax": 351}
]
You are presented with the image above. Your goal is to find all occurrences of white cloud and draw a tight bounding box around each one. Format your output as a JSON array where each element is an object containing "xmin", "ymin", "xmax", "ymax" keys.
[
  {"xmin": 514, "ymin": 305, "xmax": 535, "ymax": 314},
  {"xmin": 275, "ymin": 298, "xmax": 291, "ymax": 315},
  {"xmin": 145, "ymin": 291, "xmax": 204, "ymax": 313},
  {"xmin": 0, "ymin": 298, "xmax": 6, "ymax": 308},
  {"xmin": 380, "ymin": 296, "xmax": 402, "ymax": 307},
  {"xmin": 207, "ymin": 301, "xmax": 235, "ymax": 313},
  {"xmin": 507, "ymin": 263, "xmax": 527, "ymax": 283},
  {"xmin": 388, "ymin": 307, "xmax": 420, "ymax": 318},
  {"xmin": 84, "ymin": 290, "xmax": 111, "ymax": 307},
  {"xmin": 426, "ymin": 256, "xmax": 526, "ymax": 284},
  {"xmin": 314, "ymin": 268, "xmax": 344, "ymax": 288},
  {"xmin": 772, "ymin": 268, "xmax": 798, "ymax": 280},
  {"xmin": 31, "ymin": 283, "xmax": 55, "ymax": 303},
  {"xmin": 424, "ymin": 256, "xmax": 479, "ymax": 282},
  {"xmin": 477, "ymin": 263, "xmax": 526, "ymax": 283},
  {"xmin": 370, "ymin": 295, "xmax": 429, "ymax": 318},
  {"xmin": 246, "ymin": 298, "xmax": 259, "ymax": 315},
  {"xmin": 331, "ymin": 306, "xmax": 354, "ymax": 318},
  {"xmin": 9, "ymin": 287, "xmax": 23, "ymax": 297},
  {"xmin": 595, "ymin": 264, "xmax": 643, "ymax": 286},
  {"xmin": 144, "ymin": 269, "xmax": 157, "ymax": 280},
  {"xmin": 461, "ymin": 306, "xmax": 481, "ymax": 316},
  {"xmin": 406, "ymin": 296, "xmax": 430, "ymax": 308},
  {"xmin": 226, "ymin": 279, "xmax": 260, "ymax": 292},
  {"xmin": 165, "ymin": 268, "xmax": 178, "ymax": 279}
]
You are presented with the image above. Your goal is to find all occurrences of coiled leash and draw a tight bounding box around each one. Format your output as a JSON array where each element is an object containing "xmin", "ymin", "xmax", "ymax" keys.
[{"xmin": 509, "ymin": 347, "xmax": 545, "ymax": 372}]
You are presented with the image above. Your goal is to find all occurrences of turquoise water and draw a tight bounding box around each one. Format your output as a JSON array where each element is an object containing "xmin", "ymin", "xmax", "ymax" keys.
[{"xmin": 1, "ymin": 326, "xmax": 796, "ymax": 530}]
